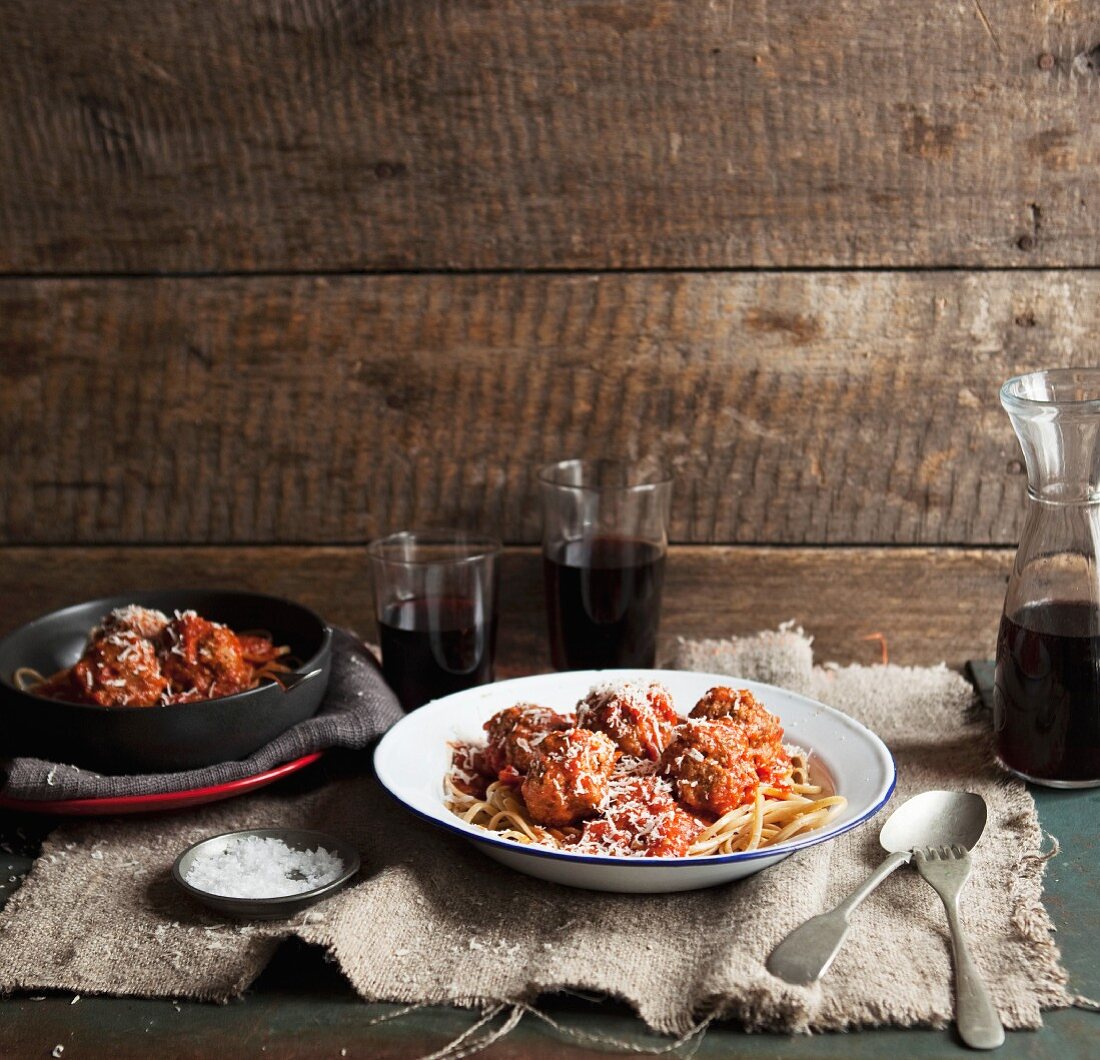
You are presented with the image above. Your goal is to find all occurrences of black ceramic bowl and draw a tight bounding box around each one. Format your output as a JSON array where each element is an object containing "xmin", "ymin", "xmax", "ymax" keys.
[{"xmin": 0, "ymin": 591, "xmax": 332, "ymax": 775}]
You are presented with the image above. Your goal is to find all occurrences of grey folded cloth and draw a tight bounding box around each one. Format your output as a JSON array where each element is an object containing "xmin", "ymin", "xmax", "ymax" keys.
[{"xmin": 0, "ymin": 629, "xmax": 403, "ymax": 801}]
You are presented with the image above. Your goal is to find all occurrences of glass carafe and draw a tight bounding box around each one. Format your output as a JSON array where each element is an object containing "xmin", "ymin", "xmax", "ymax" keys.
[{"xmin": 994, "ymin": 369, "xmax": 1100, "ymax": 787}]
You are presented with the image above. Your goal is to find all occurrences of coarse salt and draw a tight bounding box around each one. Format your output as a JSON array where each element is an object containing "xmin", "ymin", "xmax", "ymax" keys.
[{"xmin": 184, "ymin": 836, "xmax": 344, "ymax": 899}]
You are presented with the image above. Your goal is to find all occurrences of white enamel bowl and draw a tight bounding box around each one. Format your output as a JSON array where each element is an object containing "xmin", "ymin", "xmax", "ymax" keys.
[{"xmin": 373, "ymin": 669, "xmax": 896, "ymax": 893}]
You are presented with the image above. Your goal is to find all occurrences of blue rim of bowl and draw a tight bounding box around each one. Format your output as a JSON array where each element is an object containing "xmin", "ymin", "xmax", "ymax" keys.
[
  {"xmin": 372, "ymin": 682, "xmax": 898, "ymax": 869},
  {"xmin": 171, "ymin": 828, "xmax": 361, "ymax": 908},
  {"xmin": 0, "ymin": 590, "xmax": 333, "ymax": 712}
]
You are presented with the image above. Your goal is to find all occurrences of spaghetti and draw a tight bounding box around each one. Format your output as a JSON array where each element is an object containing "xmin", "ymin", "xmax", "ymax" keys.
[
  {"xmin": 444, "ymin": 682, "xmax": 846, "ymax": 859},
  {"xmin": 14, "ymin": 605, "xmax": 292, "ymax": 708}
]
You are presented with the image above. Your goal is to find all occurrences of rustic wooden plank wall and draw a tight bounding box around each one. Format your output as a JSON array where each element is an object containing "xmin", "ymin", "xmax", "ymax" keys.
[
  {"xmin": 0, "ymin": 271, "xmax": 1089, "ymax": 546},
  {"xmin": 2, "ymin": 0, "xmax": 1098, "ymax": 271},
  {"xmin": 2, "ymin": 0, "xmax": 1097, "ymax": 663},
  {"xmin": 0, "ymin": 547, "xmax": 1012, "ymax": 672}
]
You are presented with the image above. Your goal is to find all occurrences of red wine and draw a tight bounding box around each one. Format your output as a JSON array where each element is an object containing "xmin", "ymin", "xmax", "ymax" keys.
[
  {"xmin": 543, "ymin": 537, "xmax": 666, "ymax": 671},
  {"xmin": 379, "ymin": 597, "xmax": 496, "ymax": 711},
  {"xmin": 994, "ymin": 602, "xmax": 1100, "ymax": 784}
]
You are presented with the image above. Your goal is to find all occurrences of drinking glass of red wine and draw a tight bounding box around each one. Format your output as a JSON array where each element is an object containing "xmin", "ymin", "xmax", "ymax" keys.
[
  {"xmin": 539, "ymin": 458, "xmax": 672, "ymax": 671},
  {"xmin": 367, "ymin": 530, "xmax": 500, "ymax": 711}
]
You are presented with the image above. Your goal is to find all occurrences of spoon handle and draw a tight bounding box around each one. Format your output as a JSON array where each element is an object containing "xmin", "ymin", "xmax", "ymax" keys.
[
  {"xmin": 274, "ymin": 667, "xmax": 323, "ymax": 692},
  {"xmin": 766, "ymin": 850, "xmax": 910, "ymax": 984}
]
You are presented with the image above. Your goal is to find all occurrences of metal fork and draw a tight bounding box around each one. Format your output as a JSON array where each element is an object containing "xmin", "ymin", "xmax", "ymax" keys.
[{"xmin": 913, "ymin": 844, "xmax": 1005, "ymax": 1050}]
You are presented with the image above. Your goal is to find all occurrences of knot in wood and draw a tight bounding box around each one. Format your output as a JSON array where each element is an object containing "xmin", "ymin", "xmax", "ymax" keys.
[
  {"xmin": 373, "ymin": 161, "xmax": 408, "ymax": 180},
  {"xmin": 1073, "ymin": 44, "xmax": 1100, "ymax": 75}
]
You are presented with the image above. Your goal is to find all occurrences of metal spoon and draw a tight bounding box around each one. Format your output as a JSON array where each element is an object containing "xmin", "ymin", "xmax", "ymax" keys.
[
  {"xmin": 271, "ymin": 667, "xmax": 323, "ymax": 692},
  {"xmin": 766, "ymin": 790, "xmax": 987, "ymax": 985}
]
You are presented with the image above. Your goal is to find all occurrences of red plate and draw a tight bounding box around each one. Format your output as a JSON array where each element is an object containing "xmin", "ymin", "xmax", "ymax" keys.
[{"xmin": 0, "ymin": 751, "xmax": 323, "ymax": 816}]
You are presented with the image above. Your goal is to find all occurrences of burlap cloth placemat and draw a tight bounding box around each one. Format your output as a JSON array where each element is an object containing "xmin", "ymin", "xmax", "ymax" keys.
[{"xmin": 0, "ymin": 628, "xmax": 1073, "ymax": 1037}]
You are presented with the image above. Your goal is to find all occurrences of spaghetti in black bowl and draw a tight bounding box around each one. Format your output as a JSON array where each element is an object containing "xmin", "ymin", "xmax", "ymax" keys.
[{"xmin": 0, "ymin": 591, "xmax": 332, "ymax": 775}]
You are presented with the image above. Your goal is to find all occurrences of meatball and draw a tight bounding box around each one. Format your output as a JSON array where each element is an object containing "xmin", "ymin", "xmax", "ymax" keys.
[
  {"xmin": 576, "ymin": 681, "xmax": 679, "ymax": 761},
  {"xmin": 71, "ymin": 630, "xmax": 168, "ymax": 707},
  {"xmin": 688, "ymin": 687, "xmax": 792, "ymax": 786},
  {"xmin": 690, "ymin": 686, "xmax": 784, "ymax": 747},
  {"xmin": 576, "ymin": 775, "xmax": 704, "ymax": 857},
  {"xmin": 160, "ymin": 611, "xmax": 253, "ymax": 699},
  {"xmin": 93, "ymin": 605, "xmax": 170, "ymax": 643},
  {"xmin": 482, "ymin": 704, "xmax": 575, "ymax": 775},
  {"xmin": 658, "ymin": 719, "xmax": 759, "ymax": 817},
  {"xmin": 521, "ymin": 728, "xmax": 616, "ymax": 828}
]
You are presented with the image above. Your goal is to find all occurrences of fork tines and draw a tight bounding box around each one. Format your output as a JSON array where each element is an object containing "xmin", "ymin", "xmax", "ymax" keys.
[{"xmin": 913, "ymin": 843, "xmax": 968, "ymax": 860}]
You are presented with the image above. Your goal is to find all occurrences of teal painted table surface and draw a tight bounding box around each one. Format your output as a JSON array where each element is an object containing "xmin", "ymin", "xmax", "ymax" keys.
[{"xmin": 0, "ymin": 685, "xmax": 1096, "ymax": 1058}]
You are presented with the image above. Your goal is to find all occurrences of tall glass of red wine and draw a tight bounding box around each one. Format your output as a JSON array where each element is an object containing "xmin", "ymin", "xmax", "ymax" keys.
[
  {"xmin": 368, "ymin": 530, "xmax": 500, "ymax": 711},
  {"xmin": 539, "ymin": 459, "xmax": 672, "ymax": 671}
]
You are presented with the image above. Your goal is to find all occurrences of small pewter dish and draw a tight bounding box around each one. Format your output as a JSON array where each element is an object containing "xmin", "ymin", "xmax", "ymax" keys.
[{"xmin": 172, "ymin": 827, "xmax": 360, "ymax": 920}]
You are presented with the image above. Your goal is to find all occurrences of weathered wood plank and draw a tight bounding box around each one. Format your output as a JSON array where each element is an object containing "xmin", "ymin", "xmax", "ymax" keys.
[
  {"xmin": 0, "ymin": 271, "xmax": 1075, "ymax": 545},
  {"xmin": 1, "ymin": 0, "xmax": 1097, "ymax": 271},
  {"xmin": 0, "ymin": 545, "xmax": 1012, "ymax": 668}
]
